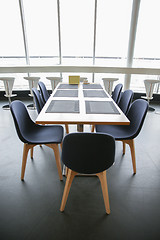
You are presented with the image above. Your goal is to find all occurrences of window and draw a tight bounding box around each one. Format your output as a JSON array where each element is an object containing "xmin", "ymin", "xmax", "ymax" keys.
[
  {"xmin": 60, "ymin": 0, "xmax": 94, "ymax": 65},
  {"xmin": 131, "ymin": 0, "xmax": 160, "ymax": 92},
  {"xmin": 0, "ymin": 0, "xmax": 26, "ymax": 89},
  {"xmin": 95, "ymin": 0, "xmax": 132, "ymax": 86},
  {"xmin": 23, "ymin": 0, "xmax": 59, "ymax": 65},
  {"xmin": 0, "ymin": 0, "xmax": 25, "ymax": 62},
  {"xmin": 0, "ymin": 1, "xmax": 160, "ymax": 92},
  {"xmin": 95, "ymin": 0, "xmax": 132, "ymax": 67}
]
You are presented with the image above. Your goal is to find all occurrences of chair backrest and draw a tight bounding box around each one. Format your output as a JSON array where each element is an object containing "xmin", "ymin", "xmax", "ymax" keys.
[
  {"xmin": 38, "ymin": 81, "xmax": 50, "ymax": 103},
  {"xmin": 10, "ymin": 100, "xmax": 35, "ymax": 143},
  {"xmin": 126, "ymin": 99, "xmax": 148, "ymax": 139},
  {"xmin": 32, "ymin": 88, "xmax": 45, "ymax": 114},
  {"xmin": 118, "ymin": 90, "xmax": 134, "ymax": 114},
  {"xmin": 112, "ymin": 83, "xmax": 123, "ymax": 103},
  {"xmin": 62, "ymin": 133, "xmax": 115, "ymax": 174}
]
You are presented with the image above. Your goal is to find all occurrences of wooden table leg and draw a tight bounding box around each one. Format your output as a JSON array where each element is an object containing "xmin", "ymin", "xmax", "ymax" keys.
[{"xmin": 77, "ymin": 124, "xmax": 84, "ymax": 132}]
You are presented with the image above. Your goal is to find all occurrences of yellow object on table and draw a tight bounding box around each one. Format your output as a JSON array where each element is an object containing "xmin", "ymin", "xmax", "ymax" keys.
[{"xmin": 69, "ymin": 76, "xmax": 80, "ymax": 84}]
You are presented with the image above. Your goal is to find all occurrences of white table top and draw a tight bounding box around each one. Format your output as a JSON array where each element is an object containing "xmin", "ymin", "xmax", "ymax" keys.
[{"xmin": 36, "ymin": 83, "xmax": 130, "ymax": 126}]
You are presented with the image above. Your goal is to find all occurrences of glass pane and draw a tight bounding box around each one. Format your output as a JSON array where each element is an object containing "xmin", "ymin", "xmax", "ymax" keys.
[
  {"xmin": 23, "ymin": 0, "xmax": 59, "ymax": 64},
  {"xmin": 95, "ymin": 0, "xmax": 132, "ymax": 67},
  {"xmin": 60, "ymin": 0, "xmax": 94, "ymax": 64},
  {"xmin": 0, "ymin": 0, "xmax": 26, "ymax": 89},
  {"xmin": 132, "ymin": 0, "xmax": 160, "ymax": 92},
  {"xmin": 134, "ymin": 0, "xmax": 160, "ymax": 63},
  {"xmin": 0, "ymin": 0, "xmax": 25, "ymax": 60}
]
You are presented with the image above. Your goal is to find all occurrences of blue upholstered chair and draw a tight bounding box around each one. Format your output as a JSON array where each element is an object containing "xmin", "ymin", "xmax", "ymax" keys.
[
  {"xmin": 60, "ymin": 132, "xmax": 115, "ymax": 214},
  {"xmin": 112, "ymin": 83, "xmax": 123, "ymax": 103},
  {"xmin": 38, "ymin": 81, "xmax": 50, "ymax": 103},
  {"xmin": 118, "ymin": 89, "xmax": 134, "ymax": 114},
  {"xmin": 32, "ymin": 88, "xmax": 45, "ymax": 114},
  {"xmin": 38, "ymin": 81, "xmax": 69, "ymax": 133},
  {"xmin": 10, "ymin": 100, "xmax": 64, "ymax": 181},
  {"xmin": 96, "ymin": 99, "xmax": 148, "ymax": 174}
]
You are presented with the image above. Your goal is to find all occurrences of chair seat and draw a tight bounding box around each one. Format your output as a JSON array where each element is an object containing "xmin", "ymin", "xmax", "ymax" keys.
[
  {"xmin": 46, "ymin": 77, "xmax": 62, "ymax": 91},
  {"xmin": 0, "ymin": 77, "xmax": 15, "ymax": 98},
  {"xmin": 96, "ymin": 124, "xmax": 135, "ymax": 140},
  {"xmin": 102, "ymin": 78, "xmax": 119, "ymax": 96},
  {"xmin": 143, "ymin": 79, "xmax": 160, "ymax": 101},
  {"xmin": 24, "ymin": 77, "xmax": 40, "ymax": 97},
  {"xmin": 141, "ymin": 96, "xmax": 153, "ymax": 100},
  {"xmin": 23, "ymin": 125, "xmax": 63, "ymax": 144},
  {"xmin": 4, "ymin": 94, "xmax": 17, "ymax": 98},
  {"xmin": 28, "ymin": 93, "xmax": 34, "ymax": 97},
  {"xmin": 144, "ymin": 79, "xmax": 160, "ymax": 84},
  {"xmin": 102, "ymin": 78, "xmax": 118, "ymax": 82},
  {"xmin": 46, "ymin": 77, "xmax": 62, "ymax": 81}
]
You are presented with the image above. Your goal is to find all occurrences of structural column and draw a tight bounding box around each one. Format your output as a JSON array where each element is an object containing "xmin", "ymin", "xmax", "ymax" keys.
[
  {"xmin": 57, "ymin": 0, "xmax": 62, "ymax": 78},
  {"xmin": 57, "ymin": 0, "xmax": 62, "ymax": 65},
  {"xmin": 92, "ymin": 0, "xmax": 97, "ymax": 83},
  {"xmin": 19, "ymin": 0, "xmax": 30, "ymax": 66},
  {"xmin": 124, "ymin": 0, "xmax": 141, "ymax": 90}
]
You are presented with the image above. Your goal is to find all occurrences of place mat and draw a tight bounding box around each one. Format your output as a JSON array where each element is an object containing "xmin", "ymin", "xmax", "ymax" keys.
[
  {"xmin": 83, "ymin": 90, "xmax": 108, "ymax": 98},
  {"xmin": 85, "ymin": 101, "xmax": 120, "ymax": 114},
  {"xmin": 83, "ymin": 84, "xmax": 103, "ymax": 89},
  {"xmin": 53, "ymin": 90, "xmax": 78, "ymax": 97},
  {"xmin": 57, "ymin": 84, "xmax": 78, "ymax": 89},
  {"xmin": 46, "ymin": 100, "xmax": 79, "ymax": 113}
]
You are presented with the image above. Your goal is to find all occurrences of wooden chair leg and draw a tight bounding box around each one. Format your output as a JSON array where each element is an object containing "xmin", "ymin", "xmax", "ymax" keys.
[
  {"xmin": 21, "ymin": 144, "xmax": 30, "ymax": 180},
  {"xmin": 126, "ymin": 139, "xmax": 136, "ymax": 174},
  {"xmin": 96, "ymin": 171, "xmax": 110, "ymax": 214},
  {"xmin": 122, "ymin": 141, "xmax": 126, "ymax": 155},
  {"xmin": 60, "ymin": 142, "xmax": 63, "ymax": 150},
  {"xmin": 60, "ymin": 169, "xmax": 77, "ymax": 212},
  {"xmin": 65, "ymin": 166, "xmax": 68, "ymax": 177},
  {"xmin": 30, "ymin": 147, "xmax": 34, "ymax": 159},
  {"xmin": 91, "ymin": 125, "xmax": 95, "ymax": 132},
  {"xmin": 46, "ymin": 144, "xmax": 63, "ymax": 180},
  {"xmin": 65, "ymin": 124, "xmax": 69, "ymax": 134}
]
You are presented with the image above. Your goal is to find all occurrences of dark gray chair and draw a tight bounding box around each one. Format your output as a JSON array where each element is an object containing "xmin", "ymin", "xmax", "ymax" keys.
[
  {"xmin": 60, "ymin": 132, "xmax": 115, "ymax": 214},
  {"xmin": 112, "ymin": 83, "xmax": 123, "ymax": 103},
  {"xmin": 38, "ymin": 81, "xmax": 50, "ymax": 103},
  {"xmin": 118, "ymin": 89, "xmax": 134, "ymax": 114},
  {"xmin": 38, "ymin": 81, "xmax": 69, "ymax": 133},
  {"xmin": 10, "ymin": 100, "xmax": 64, "ymax": 181},
  {"xmin": 32, "ymin": 88, "xmax": 45, "ymax": 114},
  {"xmin": 96, "ymin": 99, "xmax": 148, "ymax": 174}
]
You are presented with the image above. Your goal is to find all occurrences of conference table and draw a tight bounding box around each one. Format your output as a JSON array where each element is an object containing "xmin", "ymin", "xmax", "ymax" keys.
[
  {"xmin": 36, "ymin": 82, "xmax": 130, "ymax": 176},
  {"xmin": 36, "ymin": 82, "xmax": 130, "ymax": 129}
]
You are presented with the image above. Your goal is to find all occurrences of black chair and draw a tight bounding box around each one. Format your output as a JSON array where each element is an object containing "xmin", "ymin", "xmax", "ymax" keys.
[
  {"xmin": 118, "ymin": 89, "xmax": 134, "ymax": 114},
  {"xmin": 10, "ymin": 100, "xmax": 64, "ymax": 181},
  {"xmin": 32, "ymin": 88, "xmax": 45, "ymax": 114},
  {"xmin": 38, "ymin": 81, "xmax": 50, "ymax": 103},
  {"xmin": 112, "ymin": 83, "xmax": 123, "ymax": 103},
  {"xmin": 60, "ymin": 132, "xmax": 115, "ymax": 214},
  {"xmin": 96, "ymin": 99, "xmax": 148, "ymax": 174},
  {"xmin": 38, "ymin": 81, "xmax": 69, "ymax": 133}
]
